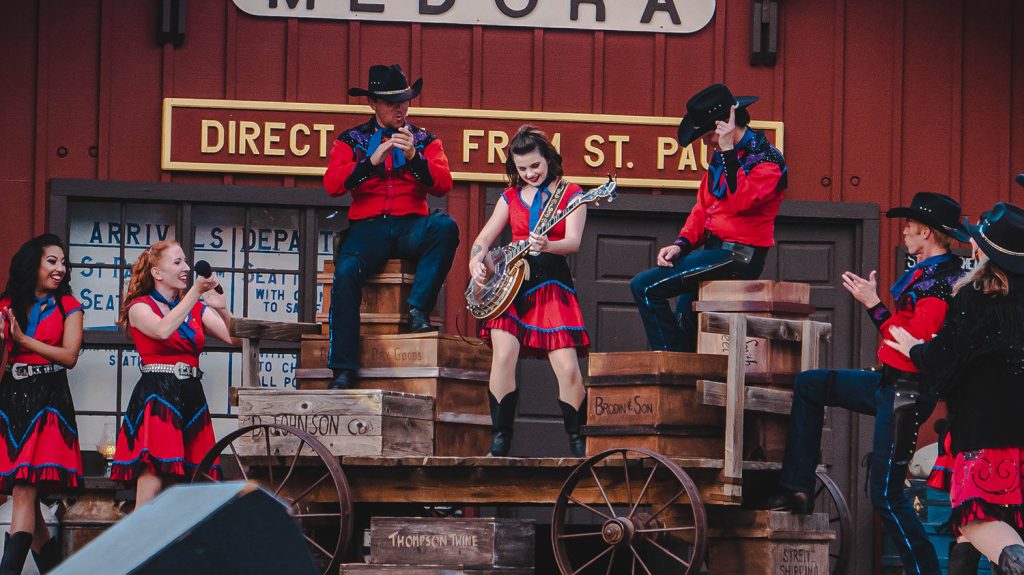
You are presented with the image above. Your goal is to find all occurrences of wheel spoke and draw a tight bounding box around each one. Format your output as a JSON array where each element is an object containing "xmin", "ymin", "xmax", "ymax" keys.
[
  {"xmin": 303, "ymin": 533, "xmax": 332, "ymax": 558},
  {"xmin": 629, "ymin": 462, "xmax": 660, "ymax": 517},
  {"xmin": 567, "ymin": 496, "xmax": 614, "ymax": 521},
  {"xmin": 621, "ymin": 451, "xmax": 633, "ymax": 510},
  {"xmin": 815, "ymin": 482, "xmax": 826, "ymax": 500},
  {"xmin": 228, "ymin": 442, "xmax": 249, "ymax": 482},
  {"xmin": 604, "ymin": 547, "xmax": 617, "ymax": 575},
  {"xmin": 199, "ymin": 471, "xmax": 217, "ymax": 482},
  {"xmin": 557, "ymin": 530, "xmax": 605, "ymax": 540},
  {"xmin": 647, "ymin": 488, "xmax": 686, "ymax": 522},
  {"xmin": 629, "ymin": 544, "xmax": 654, "ymax": 575},
  {"xmin": 263, "ymin": 428, "xmax": 275, "ymax": 487},
  {"xmin": 289, "ymin": 471, "xmax": 331, "ymax": 508},
  {"xmin": 571, "ymin": 543, "xmax": 615, "ymax": 575},
  {"xmin": 644, "ymin": 535, "xmax": 692, "ymax": 568},
  {"xmin": 274, "ymin": 441, "xmax": 305, "ymax": 497},
  {"xmin": 635, "ymin": 525, "xmax": 696, "ymax": 534},
  {"xmin": 589, "ymin": 465, "xmax": 617, "ymax": 517}
]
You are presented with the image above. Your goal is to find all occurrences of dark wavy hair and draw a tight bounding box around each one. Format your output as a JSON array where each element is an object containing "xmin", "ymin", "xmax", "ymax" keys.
[
  {"xmin": 504, "ymin": 125, "xmax": 564, "ymax": 188},
  {"xmin": 1, "ymin": 233, "xmax": 72, "ymax": 331}
]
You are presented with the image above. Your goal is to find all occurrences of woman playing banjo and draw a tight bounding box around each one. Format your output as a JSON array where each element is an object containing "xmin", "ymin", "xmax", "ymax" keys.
[{"xmin": 469, "ymin": 125, "xmax": 589, "ymax": 457}]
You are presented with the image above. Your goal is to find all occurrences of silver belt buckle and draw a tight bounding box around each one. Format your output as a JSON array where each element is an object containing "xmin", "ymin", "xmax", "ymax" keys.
[
  {"xmin": 174, "ymin": 362, "xmax": 193, "ymax": 379},
  {"xmin": 10, "ymin": 363, "xmax": 29, "ymax": 380}
]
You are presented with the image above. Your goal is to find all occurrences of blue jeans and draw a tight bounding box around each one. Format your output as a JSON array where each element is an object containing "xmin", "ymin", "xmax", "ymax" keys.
[
  {"xmin": 327, "ymin": 212, "xmax": 459, "ymax": 371},
  {"xmin": 630, "ymin": 247, "xmax": 767, "ymax": 352},
  {"xmin": 780, "ymin": 369, "xmax": 940, "ymax": 575}
]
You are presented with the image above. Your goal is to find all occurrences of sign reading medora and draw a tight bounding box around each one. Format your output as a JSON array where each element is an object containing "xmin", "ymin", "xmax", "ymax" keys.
[{"xmin": 233, "ymin": 0, "xmax": 716, "ymax": 34}]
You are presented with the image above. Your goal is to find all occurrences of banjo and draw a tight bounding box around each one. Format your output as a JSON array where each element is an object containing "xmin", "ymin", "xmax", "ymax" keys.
[{"xmin": 465, "ymin": 177, "xmax": 617, "ymax": 321}]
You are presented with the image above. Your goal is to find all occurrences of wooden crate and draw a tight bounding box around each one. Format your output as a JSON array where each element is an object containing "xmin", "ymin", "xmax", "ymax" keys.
[
  {"xmin": 369, "ymin": 517, "xmax": 534, "ymax": 568},
  {"xmin": 236, "ymin": 389, "xmax": 434, "ymax": 457},
  {"xmin": 587, "ymin": 352, "xmax": 728, "ymax": 428},
  {"xmin": 583, "ymin": 428, "xmax": 724, "ymax": 458},
  {"xmin": 707, "ymin": 509, "xmax": 834, "ymax": 574},
  {"xmin": 341, "ymin": 567, "xmax": 532, "ymax": 574},
  {"xmin": 318, "ymin": 259, "xmax": 421, "ymax": 322},
  {"xmin": 696, "ymin": 280, "xmax": 814, "ymax": 385},
  {"xmin": 361, "ymin": 332, "xmax": 491, "ymax": 372},
  {"xmin": 355, "ymin": 370, "xmax": 491, "ymax": 457}
]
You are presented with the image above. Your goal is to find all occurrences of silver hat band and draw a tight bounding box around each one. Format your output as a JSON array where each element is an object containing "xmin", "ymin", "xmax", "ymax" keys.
[{"xmin": 978, "ymin": 226, "xmax": 1024, "ymax": 257}]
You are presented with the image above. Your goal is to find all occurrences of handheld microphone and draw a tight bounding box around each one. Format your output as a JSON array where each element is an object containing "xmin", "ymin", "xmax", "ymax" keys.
[{"xmin": 193, "ymin": 260, "xmax": 224, "ymax": 294}]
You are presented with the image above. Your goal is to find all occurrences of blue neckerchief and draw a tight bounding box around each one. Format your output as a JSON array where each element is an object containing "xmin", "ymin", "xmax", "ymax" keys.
[
  {"xmin": 890, "ymin": 252, "xmax": 954, "ymax": 300},
  {"xmin": 366, "ymin": 119, "xmax": 406, "ymax": 169},
  {"xmin": 149, "ymin": 290, "xmax": 198, "ymax": 352},
  {"xmin": 709, "ymin": 129, "xmax": 756, "ymax": 199},
  {"xmin": 526, "ymin": 175, "xmax": 555, "ymax": 232},
  {"xmin": 25, "ymin": 295, "xmax": 57, "ymax": 339}
]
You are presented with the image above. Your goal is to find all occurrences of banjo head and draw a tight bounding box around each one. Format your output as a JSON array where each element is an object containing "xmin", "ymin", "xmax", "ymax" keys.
[{"xmin": 466, "ymin": 248, "xmax": 528, "ymax": 320}]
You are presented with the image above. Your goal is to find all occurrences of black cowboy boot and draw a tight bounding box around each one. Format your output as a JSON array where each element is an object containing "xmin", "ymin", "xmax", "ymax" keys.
[
  {"xmin": 408, "ymin": 308, "xmax": 434, "ymax": 333},
  {"xmin": 488, "ymin": 390, "xmax": 518, "ymax": 456},
  {"xmin": 760, "ymin": 487, "xmax": 814, "ymax": 515},
  {"xmin": 1, "ymin": 532, "xmax": 33, "ymax": 575},
  {"xmin": 999, "ymin": 544, "xmax": 1024, "ymax": 575},
  {"xmin": 947, "ymin": 541, "xmax": 981, "ymax": 575},
  {"xmin": 32, "ymin": 536, "xmax": 61, "ymax": 574},
  {"xmin": 558, "ymin": 395, "xmax": 587, "ymax": 458},
  {"xmin": 330, "ymin": 369, "xmax": 358, "ymax": 390}
]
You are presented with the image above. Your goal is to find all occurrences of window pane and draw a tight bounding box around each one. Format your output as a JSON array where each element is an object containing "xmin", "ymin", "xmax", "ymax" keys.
[
  {"xmin": 258, "ymin": 352, "xmax": 298, "ymax": 390},
  {"xmin": 200, "ymin": 351, "xmax": 233, "ymax": 416},
  {"xmin": 212, "ymin": 418, "xmax": 239, "ymax": 441},
  {"xmin": 119, "ymin": 350, "xmax": 143, "ymax": 411},
  {"xmin": 75, "ymin": 267, "xmax": 124, "ymax": 331},
  {"xmin": 194, "ymin": 205, "xmax": 245, "ymax": 270},
  {"xmin": 247, "ymin": 207, "xmax": 300, "ymax": 270},
  {"xmin": 246, "ymin": 272, "xmax": 299, "ymax": 321},
  {"xmin": 123, "ymin": 204, "xmax": 177, "ymax": 261},
  {"xmin": 69, "ymin": 348, "xmax": 120, "ymax": 412},
  {"xmin": 67, "ymin": 201, "xmax": 122, "ymax": 267},
  {"xmin": 76, "ymin": 414, "xmax": 119, "ymax": 459}
]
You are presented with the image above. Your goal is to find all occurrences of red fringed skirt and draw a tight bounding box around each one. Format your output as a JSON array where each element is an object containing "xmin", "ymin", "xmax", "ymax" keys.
[
  {"xmin": 0, "ymin": 369, "xmax": 82, "ymax": 494},
  {"xmin": 111, "ymin": 372, "xmax": 220, "ymax": 482},
  {"xmin": 948, "ymin": 447, "xmax": 1024, "ymax": 536},
  {"xmin": 481, "ymin": 253, "xmax": 590, "ymax": 356}
]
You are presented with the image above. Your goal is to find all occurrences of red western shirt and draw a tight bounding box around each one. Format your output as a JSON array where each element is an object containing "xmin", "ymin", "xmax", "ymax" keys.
[
  {"xmin": 128, "ymin": 296, "xmax": 206, "ymax": 368},
  {"xmin": 324, "ymin": 119, "xmax": 453, "ymax": 221},
  {"xmin": 0, "ymin": 295, "xmax": 82, "ymax": 365},
  {"xmin": 677, "ymin": 130, "xmax": 787, "ymax": 248},
  {"xmin": 868, "ymin": 253, "xmax": 965, "ymax": 373}
]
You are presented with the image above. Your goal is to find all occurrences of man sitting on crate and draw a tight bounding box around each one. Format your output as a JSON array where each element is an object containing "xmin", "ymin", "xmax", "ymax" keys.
[
  {"xmin": 323, "ymin": 64, "xmax": 459, "ymax": 390},
  {"xmin": 763, "ymin": 192, "xmax": 970, "ymax": 575},
  {"xmin": 630, "ymin": 83, "xmax": 787, "ymax": 353}
]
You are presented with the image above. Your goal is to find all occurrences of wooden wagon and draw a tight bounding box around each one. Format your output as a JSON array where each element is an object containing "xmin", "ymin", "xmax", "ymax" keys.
[{"xmin": 197, "ymin": 312, "xmax": 851, "ymax": 575}]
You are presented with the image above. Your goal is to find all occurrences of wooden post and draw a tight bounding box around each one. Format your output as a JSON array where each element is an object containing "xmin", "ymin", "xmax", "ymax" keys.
[
  {"xmin": 241, "ymin": 336, "xmax": 260, "ymax": 388},
  {"xmin": 721, "ymin": 313, "xmax": 747, "ymax": 498},
  {"xmin": 800, "ymin": 320, "xmax": 821, "ymax": 371}
]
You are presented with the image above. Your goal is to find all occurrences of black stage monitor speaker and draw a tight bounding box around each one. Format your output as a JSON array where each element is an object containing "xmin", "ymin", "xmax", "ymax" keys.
[{"xmin": 53, "ymin": 482, "xmax": 318, "ymax": 575}]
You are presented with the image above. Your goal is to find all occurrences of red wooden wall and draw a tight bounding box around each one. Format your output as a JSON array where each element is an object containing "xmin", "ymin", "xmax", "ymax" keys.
[{"xmin": 1, "ymin": 0, "xmax": 1022, "ymax": 333}]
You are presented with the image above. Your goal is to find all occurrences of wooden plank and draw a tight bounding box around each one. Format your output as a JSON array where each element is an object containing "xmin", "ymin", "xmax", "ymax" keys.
[
  {"xmin": 230, "ymin": 318, "xmax": 320, "ymax": 341},
  {"xmin": 699, "ymin": 312, "xmax": 832, "ymax": 343},
  {"xmin": 706, "ymin": 508, "xmax": 830, "ymax": 536},
  {"xmin": 585, "ymin": 434, "xmax": 724, "ymax": 459},
  {"xmin": 586, "ymin": 381, "xmax": 724, "ymax": 427},
  {"xmin": 235, "ymin": 420, "xmax": 433, "ymax": 458},
  {"xmin": 698, "ymin": 280, "xmax": 811, "ymax": 304},
  {"xmin": 360, "ymin": 367, "xmax": 489, "ymax": 380},
  {"xmin": 341, "ymin": 566, "xmax": 533, "ymax": 575},
  {"xmin": 697, "ymin": 380, "xmax": 793, "ymax": 415},
  {"xmin": 588, "ymin": 351, "xmax": 728, "ymax": 378},
  {"xmin": 720, "ymin": 313, "xmax": 747, "ymax": 498},
  {"xmin": 692, "ymin": 300, "xmax": 817, "ymax": 315},
  {"xmin": 369, "ymin": 517, "xmax": 534, "ymax": 568},
  {"xmin": 237, "ymin": 389, "xmax": 434, "ymax": 420}
]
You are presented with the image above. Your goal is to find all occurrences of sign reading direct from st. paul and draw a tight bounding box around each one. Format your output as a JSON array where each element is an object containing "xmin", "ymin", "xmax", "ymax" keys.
[
  {"xmin": 232, "ymin": 0, "xmax": 716, "ymax": 35},
  {"xmin": 161, "ymin": 98, "xmax": 783, "ymax": 190}
]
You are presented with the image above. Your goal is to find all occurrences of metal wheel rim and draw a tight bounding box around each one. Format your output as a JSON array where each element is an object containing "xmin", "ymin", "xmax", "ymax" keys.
[
  {"xmin": 192, "ymin": 422, "xmax": 353, "ymax": 575},
  {"xmin": 815, "ymin": 469, "xmax": 852, "ymax": 575},
  {"xmin": 551, "ymin": 447, "xmax": 707, "ymax": 575}
]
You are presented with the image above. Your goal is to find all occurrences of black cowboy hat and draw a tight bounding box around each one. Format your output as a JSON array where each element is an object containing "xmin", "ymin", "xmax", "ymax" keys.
[
  {"xmin": 968, "ymin": 202, "xmax": 1024, "ymax": 274},
  {"xmin": 885, "ymin": 192, "xmax": 970, "ymax": 242},
  {"xmin": 676, "ymin": 84, "xmax": 759, "ymax": 146},
  {"xmin": 348, "ymin": 64, "xmax": 422, "ymax": 103},
  {"xmin": 1016, "ymin": 173, "xmax": 1024, "ymax": 188}
]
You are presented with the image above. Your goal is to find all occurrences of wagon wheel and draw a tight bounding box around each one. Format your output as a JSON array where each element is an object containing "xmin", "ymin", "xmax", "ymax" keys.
[
  {"xmin": 815, "ymin": 470, "xmax": 852, "ymax": 575},
  {"xmin": 191, "ymin": 423, "xmax": 353, "ymax": 575},
  {"xmin": 552, "ymin": 448, "xmax": 707, "ymax": 575}
]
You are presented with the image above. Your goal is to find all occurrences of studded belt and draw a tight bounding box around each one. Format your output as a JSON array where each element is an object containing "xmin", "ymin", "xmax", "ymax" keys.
[
  {"xmin": 6, "ymin": 363, "xmax": 64, "ymax": 381},
  {"xmin": 140, "ymin": 362, "xmax": 202, "ymax": 380}
]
